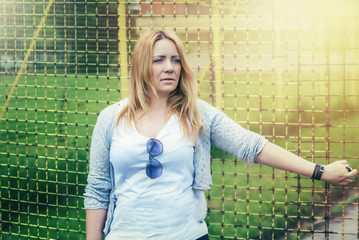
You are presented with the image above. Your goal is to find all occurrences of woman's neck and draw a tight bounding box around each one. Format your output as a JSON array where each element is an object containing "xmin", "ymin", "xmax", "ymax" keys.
[
  {"xmin": 135, "ymin": 94, "xmax": 172, "ymax": 139},
  {"xmin": 147, "ymin": 91, "xmax": 170, "ymax": 113}
]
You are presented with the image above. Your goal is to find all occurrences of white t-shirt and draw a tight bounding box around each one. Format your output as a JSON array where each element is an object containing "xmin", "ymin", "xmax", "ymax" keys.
[{"xmin": 106, "ymin": 115, "xmax": 208, "ymax": 240}]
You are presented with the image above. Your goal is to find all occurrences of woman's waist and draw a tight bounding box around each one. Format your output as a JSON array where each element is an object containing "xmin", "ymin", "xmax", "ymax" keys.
[
  {"xmin": 115, "ymin": 185, "xmax": 197, "ymax": 206},
  {"xmin": 113, "ymin": 189, "xmax": 201, "ymax": 226}
]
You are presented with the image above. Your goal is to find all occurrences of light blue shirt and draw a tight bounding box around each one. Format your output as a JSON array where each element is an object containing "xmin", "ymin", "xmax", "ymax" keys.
[
  {"xmin": 84, "ymin": 99, "xmax": 268, "ymax": 236},
  {"xmin": 105, "ymin": 115, "xmax": 207, "ymax": 239}
]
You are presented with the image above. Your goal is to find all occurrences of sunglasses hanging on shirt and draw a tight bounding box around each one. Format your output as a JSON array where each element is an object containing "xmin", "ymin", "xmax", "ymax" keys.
[{"xmin": 146, "ymin": 138, "xmax": 163, "ymax": 179}]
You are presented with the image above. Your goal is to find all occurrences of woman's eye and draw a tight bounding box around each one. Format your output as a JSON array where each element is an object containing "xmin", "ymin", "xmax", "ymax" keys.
[
  {"xmin": 173, "ymin": 59, "xmax": 181, "ymax": 63},
  {"xmin": 153, "ymin": 58, "xmax": 162, "ymax": 63}
]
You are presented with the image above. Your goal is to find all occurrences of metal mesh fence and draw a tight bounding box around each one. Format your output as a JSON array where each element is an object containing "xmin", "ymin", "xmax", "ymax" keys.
[{"xmin": 0, "ymin": 0, "xmax": 358, "ymax": 239}]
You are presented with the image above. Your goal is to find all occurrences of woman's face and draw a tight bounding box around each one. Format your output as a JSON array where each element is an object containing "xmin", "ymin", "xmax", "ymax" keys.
[{"xmin": 150, "ymin": 38, "xmax": 182, "ymax": 98}]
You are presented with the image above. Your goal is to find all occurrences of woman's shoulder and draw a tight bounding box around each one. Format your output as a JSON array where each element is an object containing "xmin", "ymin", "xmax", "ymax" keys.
[
  {"xmin": 99, "ymin": 98, "xmax": 128, "ymax": 116},
  {"xmin": 95, "ymin": 99, "xmax": 128, "ymax": 128},
  {"xmin": 197, "ymin": 99, "xmax": 222, "ymax": 118}
]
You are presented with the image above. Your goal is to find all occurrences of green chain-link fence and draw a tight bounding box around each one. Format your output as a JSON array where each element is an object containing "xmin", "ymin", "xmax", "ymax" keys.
[{"xmin": 1, "ymin": 0, "xmax": 358, "ymax": 239}]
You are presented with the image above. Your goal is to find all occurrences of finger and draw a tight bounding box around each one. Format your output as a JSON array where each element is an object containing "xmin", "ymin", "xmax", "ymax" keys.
[
  {"xmin": 336, "ymin": 178, "xmax": 354, "ymax": 186},
  {"xmin": 340, "ymin": 180, "xmax": 353, "ymax": 186},
  {"xmin": 347, "ymin": 169, "xmax": 358, "ymax": 178}
]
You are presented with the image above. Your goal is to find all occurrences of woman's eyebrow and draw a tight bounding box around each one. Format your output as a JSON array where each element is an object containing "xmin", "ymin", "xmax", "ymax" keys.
[{"xmin": 152, "ymin": 55, "xmax": 180, "ymax": 58}]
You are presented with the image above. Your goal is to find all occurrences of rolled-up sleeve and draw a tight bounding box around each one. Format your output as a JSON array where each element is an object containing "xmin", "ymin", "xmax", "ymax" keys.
[
  {"xmin": 207, "ymin": 105, "xmax": 268, "ymax": 164},
  {"xmin": 84, "ymin": 106, "xmax": 115, "ymax": 209}
]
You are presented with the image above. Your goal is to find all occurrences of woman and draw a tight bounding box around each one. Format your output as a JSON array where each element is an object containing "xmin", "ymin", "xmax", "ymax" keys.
[{"xmin": 84, "ymin": 30, "xmax": 357, "ymax": 240}]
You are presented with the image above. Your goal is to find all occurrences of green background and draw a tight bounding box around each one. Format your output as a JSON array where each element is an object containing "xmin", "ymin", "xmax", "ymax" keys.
[{"xmin": 1, "ymin": 0, "xmax": 358, "ymax": 239}]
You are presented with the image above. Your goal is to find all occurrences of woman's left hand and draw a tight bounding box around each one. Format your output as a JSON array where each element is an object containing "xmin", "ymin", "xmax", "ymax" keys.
[{"xmin": 321, "ymin": 160, "xmax": 358, "ymax": 185}]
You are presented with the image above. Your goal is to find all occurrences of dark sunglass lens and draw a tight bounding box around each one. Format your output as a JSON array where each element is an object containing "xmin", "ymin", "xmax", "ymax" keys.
[
  {"xmin": 146, "ymin": 158, "xmax": 163, "ymax": 179},
  {"xmin": 147, "ymin": 139, "xmax": 163, "ymax": 156}
]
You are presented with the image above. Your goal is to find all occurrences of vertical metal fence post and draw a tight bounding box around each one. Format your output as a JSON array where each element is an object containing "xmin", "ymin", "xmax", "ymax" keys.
[
  {"xmin": 211, "ymin": 0, "xmax": 223, "ymax": 111},
  {"xmin": 118, "ymin": 1, "xmax": 129, "ymax": 99}
]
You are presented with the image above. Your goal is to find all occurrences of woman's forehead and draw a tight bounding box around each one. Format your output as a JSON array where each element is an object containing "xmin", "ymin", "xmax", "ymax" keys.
[{"xmin": 153, "ymin": 39, "xmax": 179, "ymax": 55}]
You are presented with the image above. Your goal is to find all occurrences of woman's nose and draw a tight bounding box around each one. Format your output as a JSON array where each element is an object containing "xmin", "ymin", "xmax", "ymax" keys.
[{"xmin": 164, "ymin": 60, "xmax": 174, "ymax": 73}]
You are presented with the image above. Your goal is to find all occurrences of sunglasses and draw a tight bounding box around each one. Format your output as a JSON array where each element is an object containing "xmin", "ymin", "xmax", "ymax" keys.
[{"xmin": 146, "ymin": 138, "xmax": 163, "ymax": 179}]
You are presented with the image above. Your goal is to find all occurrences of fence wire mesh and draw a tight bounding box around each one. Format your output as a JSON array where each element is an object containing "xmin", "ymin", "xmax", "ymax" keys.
[{"xmin": 0, "ymin": 0, "xmax": 358, "ymax": 239}]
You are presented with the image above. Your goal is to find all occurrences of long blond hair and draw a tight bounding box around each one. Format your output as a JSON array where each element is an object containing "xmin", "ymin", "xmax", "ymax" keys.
[{"xmin": 116, "ymin": 30, "xmax": 202, "ymax": 139}]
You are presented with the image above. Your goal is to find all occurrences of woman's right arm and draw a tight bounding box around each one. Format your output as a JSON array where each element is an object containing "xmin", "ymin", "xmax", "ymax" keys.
[
  {"xmin": 86, "ymin": 209, "xmax": 108, "ymax": 240},
  {"xmin": 84, "ymin": 105, "xmax": 117, "ymax": 237}
]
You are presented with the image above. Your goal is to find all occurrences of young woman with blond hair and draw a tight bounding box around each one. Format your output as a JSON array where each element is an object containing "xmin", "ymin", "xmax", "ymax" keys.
[{"xmin": 84, "ymin": 30, "xmax": 357, "ymax": 240}]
